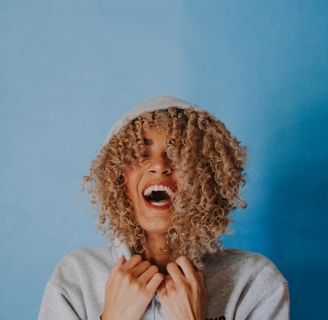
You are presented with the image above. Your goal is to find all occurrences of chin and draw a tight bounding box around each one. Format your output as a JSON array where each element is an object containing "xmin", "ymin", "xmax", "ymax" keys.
[{"xmin": 138, "ymin": 218, "xmax": 171, "ymax": 235}]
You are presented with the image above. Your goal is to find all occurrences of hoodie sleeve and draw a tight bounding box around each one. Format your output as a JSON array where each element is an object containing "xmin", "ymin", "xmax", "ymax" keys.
[
  {"xmin": 38, "ymin": 246, "xmax": 111, "ymax": 320},
  {"xmin": 38, "ymin": 281, "xmax": 82, "ymax": 320}
]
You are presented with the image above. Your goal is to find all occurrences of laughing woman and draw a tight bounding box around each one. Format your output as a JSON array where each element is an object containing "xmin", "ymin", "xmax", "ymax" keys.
[{"xmin": 39, "ymin": 96, "xmax": 290, "ymax": 320}]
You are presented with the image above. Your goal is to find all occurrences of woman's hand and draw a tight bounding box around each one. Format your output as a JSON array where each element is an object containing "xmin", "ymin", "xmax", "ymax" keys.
[
  {"xmin": 101, "ymin": 254, "xmax": 164, "ymax": 320},
  {"xmin": 157, "ymin": 256, "xmax": 208, "ymax": 320}
]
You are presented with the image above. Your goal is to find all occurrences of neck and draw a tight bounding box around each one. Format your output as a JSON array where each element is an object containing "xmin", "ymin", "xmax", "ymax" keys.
[{"xmin": 143, "ymin": 233, "xmax": 171, "ymax": 273}]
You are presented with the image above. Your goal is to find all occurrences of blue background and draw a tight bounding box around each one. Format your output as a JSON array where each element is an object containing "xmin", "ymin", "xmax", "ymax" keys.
[{"xmin": 1, "ymin": 1, "xmax": 328, "ymax": 319}]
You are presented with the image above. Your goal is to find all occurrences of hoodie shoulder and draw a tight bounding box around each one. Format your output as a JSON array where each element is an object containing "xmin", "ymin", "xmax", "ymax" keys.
[
  {"xmin": 49, "ymin": 240, "xmax": 132, "ymax": 284},
  {"xmin": 205, "ymin": 248, "xmax": 289, "ymax": 319},
  {"xmin": 205, "ymin": 248, "xmax": 286, "ymax": 285}
]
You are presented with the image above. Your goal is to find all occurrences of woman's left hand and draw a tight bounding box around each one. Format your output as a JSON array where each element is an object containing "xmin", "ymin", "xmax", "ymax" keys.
[{"xmin": 157, "ymin": 256, "xmax": 208, "ymax": 320}]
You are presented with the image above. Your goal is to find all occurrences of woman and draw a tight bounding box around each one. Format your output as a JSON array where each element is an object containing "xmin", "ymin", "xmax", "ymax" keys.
[{"xmin": 39, "ymin": 96, "xmax": 290, "ymax": 319}]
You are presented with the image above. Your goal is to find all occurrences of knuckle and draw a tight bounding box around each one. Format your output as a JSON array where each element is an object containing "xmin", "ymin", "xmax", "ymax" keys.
[
  {"xmin": 119, "ymin": 270, "xmax": 134, "ymax": 285},
  {"xmin": 131, "ymin": 280, "xmax": 142, "ymax": 291}
]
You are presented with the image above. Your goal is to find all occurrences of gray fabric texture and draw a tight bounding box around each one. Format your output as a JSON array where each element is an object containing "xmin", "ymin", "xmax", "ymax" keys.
[{"xmin": 39, "ymin": 240, "xmax": 290, "ymax": 319}]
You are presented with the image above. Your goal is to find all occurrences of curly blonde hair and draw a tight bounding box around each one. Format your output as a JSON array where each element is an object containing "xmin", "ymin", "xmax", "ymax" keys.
[{"xmin": 84, "ymin": 107, "xmax": 247, "ymax": 268}]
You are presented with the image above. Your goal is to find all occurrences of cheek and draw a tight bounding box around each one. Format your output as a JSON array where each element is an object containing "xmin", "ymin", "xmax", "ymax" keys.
[
  {"xmin": 125, "ymin": 168, "xmax": 142, "ymax": 198},
  {"xmin": 125, "ymin": 171, "xmax": 134, "ymax": 196}
]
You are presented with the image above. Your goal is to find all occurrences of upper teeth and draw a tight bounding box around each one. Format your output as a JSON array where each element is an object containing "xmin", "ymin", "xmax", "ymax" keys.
[{"xmin": 143, "ymin": 185, "xmax": 175, "ymax": 198}]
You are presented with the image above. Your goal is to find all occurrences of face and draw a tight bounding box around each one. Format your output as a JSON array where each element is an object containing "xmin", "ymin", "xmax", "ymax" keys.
[{"xmin": 125, "ymin": 128, "xmax": 177, "ymax": 235}]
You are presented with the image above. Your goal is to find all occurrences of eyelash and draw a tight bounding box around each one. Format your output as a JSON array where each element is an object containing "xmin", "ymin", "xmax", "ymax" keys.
[
  {"xmin": 139, "ymin": 152, "xmax": 151, "ymax": 163},
  {"xmin": 141, "ymin": 153, "xmax": 150, "ymax": 158}
]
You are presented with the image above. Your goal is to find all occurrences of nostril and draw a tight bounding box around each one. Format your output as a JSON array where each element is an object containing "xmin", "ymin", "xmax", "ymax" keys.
[
  {"xmin": 147, "ymin": 156, "xmax": 172, "ymax": 175},
  {"xmin": 162, "ymin": 167, "xmax": 172, "ymax": 175},
  {"xmin": 148, "ymin": 167, "xmax": 172, "ymax": 175}
]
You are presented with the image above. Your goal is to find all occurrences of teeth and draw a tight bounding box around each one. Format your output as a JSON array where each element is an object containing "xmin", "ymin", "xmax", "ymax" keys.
[
  {"xmin": 151, "ymin": 201, "xmax": 167, "ymax": 207},
  {"xmin": 143, "ymin": 184, "xmax": 175, "ymax": 198}
]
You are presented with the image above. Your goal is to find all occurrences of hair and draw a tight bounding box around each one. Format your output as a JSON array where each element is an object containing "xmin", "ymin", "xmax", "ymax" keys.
[{"xmin": 83, "ymin": 107, "xmax": 247, "ymax": 268}]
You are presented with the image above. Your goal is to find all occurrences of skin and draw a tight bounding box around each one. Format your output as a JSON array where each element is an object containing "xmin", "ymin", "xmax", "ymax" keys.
[
  {"xmin": 102, "ymin": 128, "xmax": 208, "ymax": 320},
  {"xmin": 102, "ymin": 255, "xmax": 164, "ymax": 320},
  {"xmin": 158, "ymin": 256, "xmax": 208, "ymax": 320}
]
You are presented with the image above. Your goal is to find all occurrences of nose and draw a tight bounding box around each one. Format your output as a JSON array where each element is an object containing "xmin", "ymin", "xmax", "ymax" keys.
[{"xmin": 148, "ymin": 154, "xmax": 172, "ymax": 175}]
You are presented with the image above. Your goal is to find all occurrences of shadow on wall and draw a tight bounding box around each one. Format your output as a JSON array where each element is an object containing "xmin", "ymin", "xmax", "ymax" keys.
[{"xmin": 268, "ymin": 101, "xmax": 328, "ymax": 319}]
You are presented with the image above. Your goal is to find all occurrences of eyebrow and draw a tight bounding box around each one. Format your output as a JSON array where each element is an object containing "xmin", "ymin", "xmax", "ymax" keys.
[{"xmin": 143, "ymin": 138, "xmax": 153, "ymax": 146}]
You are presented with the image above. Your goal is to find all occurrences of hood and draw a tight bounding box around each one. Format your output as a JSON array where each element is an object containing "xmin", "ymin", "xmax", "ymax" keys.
[{"xmin": 103, "ymin": 96, "xmax": 202, "ymax": 146}]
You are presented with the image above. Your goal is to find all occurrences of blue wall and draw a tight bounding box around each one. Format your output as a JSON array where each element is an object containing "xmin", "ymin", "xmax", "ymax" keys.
[{"xmin": 1, "ymin": 1, "xmax": 327, "ymax": 319}]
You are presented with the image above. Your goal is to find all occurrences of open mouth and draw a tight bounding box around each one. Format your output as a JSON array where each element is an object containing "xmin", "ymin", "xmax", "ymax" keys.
[{"xmin": 143, "ymin": 184, "xmax": 176, "ymax": 209}]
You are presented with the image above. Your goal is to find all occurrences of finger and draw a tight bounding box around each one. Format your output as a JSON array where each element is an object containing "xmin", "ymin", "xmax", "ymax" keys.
[
  {"xmin": 137, "ymin": 264, "xmax": 157, "ymax": 282},
  {"xmin": 157, "ymin": 280, "xmax": 166, "ymax": 295},
  {"xmin": 195, "ymin": 268, "xmax": 207, "ymax": 290},
  {"xmin": 175, "ymin": 256, "xmax": 197, "ymax": 280},
  {"xmin": 145, "ymin": 272, "xmax": 164, "ymax": 294},
  {"xmin": 120, "ymin": 254, "xmax": 143, "ymax": 271},
  {"xmin": 164, "ymin": 274, "xmax": 174, "ymax": 288},
  {"xmin": 116, "ymin": 255, "xmax": 127, "ymax": 267},
  {"xmin": 108, "ymin": 255, "xmax": 126, "ymax": 281},
  {"xmin": 197, "ymin": 268, "xmax": 205, "ymax": 280},
  {"xmin": 166, "ymin": 263, "xmax": 184, "ymax": 283},
  {"xmin": 157, "ymin": 275, "xmax": 171, "ymax": 296},
  {"xmin": 130, "ymin": 260, "xmax": 152, "ymax": 278},
  {"xmin": 157, "ymin": 275, "xmax": 170, "ymax": 297}
]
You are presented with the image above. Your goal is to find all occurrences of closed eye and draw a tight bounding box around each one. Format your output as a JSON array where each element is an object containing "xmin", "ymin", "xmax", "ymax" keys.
[
  {"xmin": 141, "ymin": 152, "xmax": 150, "ymax": 159},
  {"xmin": 139, "ymin": 151, "xmax": 151, "ymax": 163},
  {"xmin": 143, "ymin": 138, "xmax": 153, "ymax": 146}
]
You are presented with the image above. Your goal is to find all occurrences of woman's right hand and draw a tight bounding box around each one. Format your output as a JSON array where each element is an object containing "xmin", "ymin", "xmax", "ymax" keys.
[{"xmin": 101, "ymin": 254, "xmax": 164, "ymax": 320}]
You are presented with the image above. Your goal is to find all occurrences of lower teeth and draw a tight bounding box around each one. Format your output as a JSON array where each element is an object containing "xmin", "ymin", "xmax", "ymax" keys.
[{"xmin": 151, "ymin": 201, "xmax": 168, "ymax": 206}]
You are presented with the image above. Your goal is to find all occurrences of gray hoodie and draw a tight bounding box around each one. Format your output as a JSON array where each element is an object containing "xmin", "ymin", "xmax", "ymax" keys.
[
  {"xmin": 39, "ymin": 96, "xmax": 290, "ymax": 319},
  {"xmin": 39, "ymin": 240, "xmax": 289, "ymax": 319}
]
